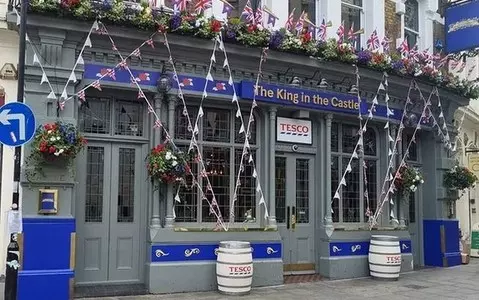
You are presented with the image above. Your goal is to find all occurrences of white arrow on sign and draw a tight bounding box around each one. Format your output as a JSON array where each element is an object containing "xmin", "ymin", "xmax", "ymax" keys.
[{"xmin": 0, "ymin": 109, "xmax": 26, "ymax": 141}]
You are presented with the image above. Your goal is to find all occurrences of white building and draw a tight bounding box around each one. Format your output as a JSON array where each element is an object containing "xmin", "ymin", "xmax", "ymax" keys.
[{"xmin": 0, "ymin": 0, "xmax": 18, "ymax": 277}]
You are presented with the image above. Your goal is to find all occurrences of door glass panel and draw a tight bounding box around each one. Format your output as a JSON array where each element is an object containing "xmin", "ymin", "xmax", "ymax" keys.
[
  {"xmin": 115, "ymin": 101, "xmax": 144, "ymax": 136},
  {"xmin": 85, "ymin": 146, "xmax": 105, "ymax": 222},
  {"xmin": 117, "ymin": 148, "xmax": 136, "ymax": 223},
  {"xmin": 79, "ymin": 98, "xmax": 111, "ymax": 134},
  {"xmin": 343, "ymin": 158, "xmax": 360, "ymax": 222},
  {"xmin": 202, "ymin": 147, "xmax": 230, "ymax": 221},
  {"xmin": 234, "ymin": 150, "xmax": 256, "ymax": 222},
  {"xmin": 275, "ymin": 157, "xmax": 287, "ymax": 223},
  {"xmin": 296, "ymin": 159, "xmax": 309, "ymax": 224}
]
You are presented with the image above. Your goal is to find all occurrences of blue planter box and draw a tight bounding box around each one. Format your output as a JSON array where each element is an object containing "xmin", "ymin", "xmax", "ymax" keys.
[{"xmin": 423, "ymin": 219, "xmax": 461, "ymax": 267}]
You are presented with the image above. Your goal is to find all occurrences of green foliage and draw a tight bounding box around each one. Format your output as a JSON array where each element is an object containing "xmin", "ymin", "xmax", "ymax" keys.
[{"xmin": 444, "ymin": 166, "xmax": 478, "ymax": 190}]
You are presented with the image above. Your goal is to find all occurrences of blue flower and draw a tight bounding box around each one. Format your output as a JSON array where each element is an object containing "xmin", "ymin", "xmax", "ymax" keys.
[
  {"xmin": 170, "ymin": 14, "xmax": 182, "ymax": 31},
  {"xmin": 269, "ymin": 31, "xmax": 284, "ymax": 50}
]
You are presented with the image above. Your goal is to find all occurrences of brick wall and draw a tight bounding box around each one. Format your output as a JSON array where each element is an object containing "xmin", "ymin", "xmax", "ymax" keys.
[{"xmin": 384, "ymin": 0, "xmax": 401, "ymax": 50}]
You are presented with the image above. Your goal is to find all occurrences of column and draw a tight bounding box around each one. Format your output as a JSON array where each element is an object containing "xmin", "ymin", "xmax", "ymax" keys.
[
  {"xmin": 151, "ymin": 94, "xmax": 163, "ymax": 228},
  {"xmin": 165, "ymin": 95, "xmax": 176, "ymax": 228},
  {"xmin": 268, "ymin": 107, "xmax": 277, "ymax": 228},
  {"xmin": 324, "ymin": 114, "xmax": 334, "ymax": 236}
]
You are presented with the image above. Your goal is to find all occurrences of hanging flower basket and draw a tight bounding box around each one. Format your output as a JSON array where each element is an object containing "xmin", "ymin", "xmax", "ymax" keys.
[
  {"xmin": 444, "ymin": 166, "xmax": 478, "ymax": 200},
  {"xmin": 395, "ymin": 164, "xmax": 424, "ymax": 201},
  {"xmin": 25, "ymin": 122, "xmax": 87, "ymax": 181},
  {"xmin": 146, "ymin": 142, "xmax": 192, "ymax": 186}
]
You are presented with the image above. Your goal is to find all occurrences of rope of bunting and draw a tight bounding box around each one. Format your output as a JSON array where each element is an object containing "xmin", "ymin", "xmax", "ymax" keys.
[
  {"xmin": 215, "ymin": 34, "xmax": 270, "ymax": 226},
  {"xmin": 370, "ymin": 81, "xmax": 414, "ymax": 226},
  {"xmin": 331, "ymin": 72, "xmax": 388, "ymax": 214},
  {"xmin": 452, "ymin": 110, "xmax": 466, "ymax": 152},
  {"xmin": 427, "ymin": 88, "xmax": 452, "ymax": 150},
  {"xmin": 226, "ymin": 41, "xmax": 269, "ymax": 228},
  {"xmin": 371, "ymin": 84, "xmax": 434, "ymax": 227},
  {"xmin": 382, "ymin": 73, "xmax": 396, "ymax": 222},
  {"xmin": 98, "ymin": 23, "xmax": 227, "ymax": 230}
]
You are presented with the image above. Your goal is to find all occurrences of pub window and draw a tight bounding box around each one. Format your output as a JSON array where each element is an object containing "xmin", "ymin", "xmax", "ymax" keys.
[
  {"xmin": 403, "ymin": 130, "xmax": 422, "ymax": 225},
  {"xmin": 174, "ymin": 106, "xmax": 258, "ymax": 223},
  {"xmin": 288, "ymin": 0, "xmax": 317, "ymax": 25},
  {"xmin": 341, "ymin": 0, "xmax": 363, "ymax": 51},
  {"xmin": 331, "ymin": 123, "xmax": 378, "ymax": 223},
  {"xmin": 79, "ymin": 97, "xmax": 145, "ymax": 137},
  {"xmin": 404, "ymin": 0, "xmax": 419, "ymax": 47}
]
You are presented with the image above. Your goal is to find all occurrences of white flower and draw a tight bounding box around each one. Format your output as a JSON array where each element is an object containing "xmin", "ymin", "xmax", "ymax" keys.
[
  {"xmin": 172, "ymin": 160, "xmax": 178, "ymax": 167},
  {"xmin": 420, "ymin": 179, "xmax": 424, "ymax": 184},
  {"xmin": 50, "ymin": 137, "xmax": 56, "ymax": 142},
  {"xmin": 56, "ymin": 136, "xmax": 61, "ymax": 141},
  {"xmin": 410, "ymin": 185, "xmax": 415, "ymax": 190},
  {"xmin": 47, "ymin": 130, "xmax": 52, "ymax": 134},
  {"xmin": 412, "ymin": 186, "xmax": 417, "ymax": 192},
  {"xmin": 165, "ymin": 151, "xmax": 172, "ymax": 160},
  {"xmin": 415, "ymin": 175, "xmax": 420, "ymax": 180},
  {"xmin": 59, "ymin": 149, "xmax": 64, "ymax": 154}
]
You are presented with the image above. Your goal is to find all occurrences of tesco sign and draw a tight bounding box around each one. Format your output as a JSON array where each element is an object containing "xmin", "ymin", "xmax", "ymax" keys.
[{"xmin": 277, "ymin": 117, "xmax": 312, "ymax": 144}]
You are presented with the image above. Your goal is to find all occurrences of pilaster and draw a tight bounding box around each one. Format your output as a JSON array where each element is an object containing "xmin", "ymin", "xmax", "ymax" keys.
[
  {"xmin": 324, "ymin": 114, "xmax": 334, "ymax": 237},
  {"xmin": 164, "ymin": 95, "xmax": 176, "ymax": 228},
  {"xmin": 268, "ymin": 107, "xmax": 277, "ymax": 228}
]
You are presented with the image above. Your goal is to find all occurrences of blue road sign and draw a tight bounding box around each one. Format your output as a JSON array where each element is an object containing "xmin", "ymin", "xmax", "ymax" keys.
[{"xmin": 0, "ymin": 102, "xmax": 36, "ymax": 147}]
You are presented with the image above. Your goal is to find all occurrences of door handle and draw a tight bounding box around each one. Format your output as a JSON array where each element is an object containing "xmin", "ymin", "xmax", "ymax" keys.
[
  {"xmin": 286, "ymin": 206, "xmax": 290, "ymax": 229},
  {"xmin": 291, "ymin": 206, "xmax": 296, "ymax": 231}
]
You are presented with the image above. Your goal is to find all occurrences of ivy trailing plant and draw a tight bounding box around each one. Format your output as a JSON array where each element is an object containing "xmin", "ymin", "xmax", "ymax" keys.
[
  {"xmin": 25, "ymin": 122, "xmax": 87, "ymax": 181},
  {"xmin": 444, "ymin": 166, "xmax": 478, "ymax": 191},
  {"xmin": 27, "ymin": 0, "xmax": 479, "ymax": 99}
]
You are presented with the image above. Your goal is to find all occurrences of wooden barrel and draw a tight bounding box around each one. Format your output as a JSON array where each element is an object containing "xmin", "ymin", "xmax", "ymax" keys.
[
  {"xmin": 216, "ymin": 241, "xmax": 253, "ymax": 295},
  {"xmin": 368, "ymin": 235, "xmax": 402, "ymax": 279}
]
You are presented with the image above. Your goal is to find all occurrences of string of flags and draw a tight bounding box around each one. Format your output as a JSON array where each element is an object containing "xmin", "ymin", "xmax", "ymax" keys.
[
  {"xmin": 371, "ymin": 85, "xmax": 434, "ymax": 227},
  {"xmin": 331, "ymin": 72, "xmax": 388, "ymax": 213},
  {"xmin": 452, "ymin": 110, "xmax": 466, "ymax": 152},
  {"xmin": 99, "ymin": 23, "xmax": 228, "ymax": 230},
  {"xmin": 222, "ymin": 36, "xmax": 270, "ymax": 228},
  {"xmin": 427, "ymin": 88, "xmax": 452, "ymax": 150}
]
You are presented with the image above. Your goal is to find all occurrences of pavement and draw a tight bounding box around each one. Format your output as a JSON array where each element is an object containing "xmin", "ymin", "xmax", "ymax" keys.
[{"xmin": 81, "ymin": 259, "xmax": 479, "ymax": 300}]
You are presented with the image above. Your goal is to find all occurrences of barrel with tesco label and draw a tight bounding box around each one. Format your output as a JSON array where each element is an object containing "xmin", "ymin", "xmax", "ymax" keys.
[
  {"xmin": 216, "ymin": 241, "xmax": 253, "ymax": 295},
  {"xmin": 368, "ymin": 235, "xmax": 402, "ymax": 280}
]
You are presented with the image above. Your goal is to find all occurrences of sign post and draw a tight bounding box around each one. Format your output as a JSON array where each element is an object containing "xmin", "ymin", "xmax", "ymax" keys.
[
  {"xmin": 471, "ymin": 223, "xmax": 479, "ymax": 258},
  {"xmin": 0, "ymin": 102, "xmax": 36, "ymax": 300}
]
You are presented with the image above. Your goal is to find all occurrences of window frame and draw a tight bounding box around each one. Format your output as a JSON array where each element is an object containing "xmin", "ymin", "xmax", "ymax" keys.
[
  {"xmin": 341, "ymin": 0, "xmax": 364, "ymax": 51},
  {"xmin": 402, "ymin": 130, "xmax": 422, "ymax": 226},
  {"xmin": 173, "ymin": 104, "xmax": 261, "ymax": 226},
  {"xmin": 404, "ymin": 0, "xmax": 420, "ymax": 47},
  {"xmin": 331, "ymin": 121, "xmax": 380, "ymax": 225}
]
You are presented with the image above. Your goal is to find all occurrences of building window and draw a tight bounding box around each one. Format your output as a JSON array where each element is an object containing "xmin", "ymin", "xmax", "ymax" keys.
[
  {"xmin": 79, "ymin": 97, "xmax": 145, "ymax": 137},
  {"xmin": 341, "ymin": 0, "xmax": 362, "ymax": 50},
  {"xmin": 331, "ymin": 123, "xmax": 378, "ymax": 223},
  {"xmin": 404, "ymin": 0, "xmax": 419, "ymax": 47},
  {"xmin": 289, "ymin": 0, "xmax": 317, "ymax": 25},
  {"xmin": 174, "ymin": 107, "xmax": 258, "ymax": 223},
  {"xmin": 403, "ymin": 131, "xmax": 421, "ymax": 225}
]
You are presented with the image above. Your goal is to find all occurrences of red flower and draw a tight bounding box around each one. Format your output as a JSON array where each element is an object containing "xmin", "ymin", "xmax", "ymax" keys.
[
  {"xmin": 49, "ymin": 146, "xmax": 56, "ymax": 154},
  {"xmin": 301, "ymin": 32, "xmax": 312, "ymax": 44},
  {"xmin": 247, "ymin": 24, "xmax": 257, "ymax": 33},
  {"xmin": 210, "ymin": 19, "xmax": 222, "ymax": 33}
]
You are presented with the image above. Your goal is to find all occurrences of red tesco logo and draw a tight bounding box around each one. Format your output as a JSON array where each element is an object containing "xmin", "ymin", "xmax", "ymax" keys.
[
  {"xmin": 280, "ymin": 123, "xmax": 309, "ymax": 134},
  {"xmin": 228, "ymin": 266, "xmax": 252, "ymax": 273}
]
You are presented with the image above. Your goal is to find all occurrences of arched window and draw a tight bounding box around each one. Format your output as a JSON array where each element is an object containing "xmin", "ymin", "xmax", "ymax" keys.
[
  {"xmin": 174, "ymin": 106, "xmax": 258, "ymax": 223},
  {"xmin": 331, "ymin": 122, "xmax": 379, "ymax": 223},
  {"xmin": 404, "ymin": 0, "xmax": 419, "ymax": 47}
]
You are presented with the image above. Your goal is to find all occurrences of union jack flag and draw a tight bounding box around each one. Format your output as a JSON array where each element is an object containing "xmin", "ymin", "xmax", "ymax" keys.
[
  {"xmin": 173, "ymin": 0, "xmax": 189, "ymax": 13},
  {"xmin": 138, "ymin": 90, "xmax": 146, "ymax": 99},
  {"xmin": 154, "ymin": 119, "xmax": 162, "ymax": 128},
  {"xmin": 398, "ymin": 39, "xmax": 409, "ymax": 56},
  {"xmin": 367, "ymin": 29, "xmax": 380, "ymax": 51},
  {"xmin": 92, "ymin": 80, "xmax": 102, "ymax": 91},
  {"xmin": 106, "ymin": 69, "xmax": 116, "ymax": 80},
  {"xmin": 241, "ymin": 0, "xmax": 255, "ymax": 23},
  {"xmin": 285, "ymin": 8, "xmax": 296, "ymax": 32},
  {"xmin": 255, "ymin": 7, "xmax": 263, "ymax": 25},
  {"xmin": 77, "ymin": 89, "xmax": 86, "ymax": 102},
  {"xmin": 146, "ymin": 38, "xmax": 154, "ymax": 48},
  {"xmin": 381, "ymin": 35, "xmax": 391, "ymax": 53},
  {"xmin": 336, "ymin": 21, "xmax": 345, "ymax": 43},
  {"xmin": 194, "ymin": 0, "xmax": 212, "ymax": 14},
  {"xmin": 317, "ymin": 19, "xmax": 328, "ymax": 41},
  {"xmin": 408, "ymin": 44, "xmax": 419, "ymax": 61},
  {"xmin": 421, "ymin": 48, "xmax": 433, "ymax": 65},
  {"xmin": 132, "ymin": 48, "xmax": 141, "ymax": 58},
  {"xmin": 347, "ymin": 22, "xmax": 356, "ymax": 43},
  {"xmin": 295, "ymin": 11, "xmax": 305, "ymax": 36},
  {"xmin": 58, "ymin": 101, "xmax": 65, "ymax": 111}
]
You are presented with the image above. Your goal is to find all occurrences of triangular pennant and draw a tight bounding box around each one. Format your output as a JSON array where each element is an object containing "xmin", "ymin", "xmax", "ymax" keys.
[
  {"xmin": 236, "ymin": 109, "xmax": 241, "ymax": 118},
  {"xmin": 259, "ymin": 195, "xmax": 265, "ymax": 205},
  {"xmin": 92, "ymin": 20, "xmax": 99, "ymax": 31},
  {"xmin": 76, "ymin": 55, "xmax": 84, "ymax": 65},
  {"xmin": 203, "ymin": 90, "xmax": 208, "ymax": 98},
  {"xmin": 333, "ymin": 191, "xmax": 340, "ymax": 200},
  {"xmin": 219, "ymin": 40, "xmax": 225, "ymax": 51},
  {"xmin": 60, "ymin": 88, "xmax": 68, "ymax": 100},
  {"xmin": 33, "ymin": 53, "xmax": 40, "ymax": 65},
  {"xmin": 193, "ymin": 123, "xmax": 199, "ymax": 134},
  {"xmin": 442, "ymin": 123, "xmax": 447, "ymax": 130},
  {"xmin": 388, "ymin": 148, "xmax": 393, "ymax": 156},
  {"xmin": 174, "ymin": 192, "xmax": 181, "ymax": 203},
  {"xmin": 264, "ymin": 209, "xmax": 269, "ymax": 220},
  {"xmin": 206, "ymin": 72, "xmax": 214, "ymax": 82},
  {"xmin": 198, "ymin": 106, "xmax": 204, "ymax": 117},
  {"xmin": 385, "ymin": 93, "xmax": 390, "ymax": 102},
  {"xmin": 368, "ymin": 110, "xmax": 373, "ymax": 119},
  {"xmin": 211, "ymin": 53, "xmax": 216, "ymax": 63},
  {"xmin": 388, "ymin": 173, "xmax": 394, "ymax": 181},
  {"xmin": 47, "ymin": 90, "xmax": 56, "ymax": 99},
  {"xmin": 224, "ymin": 58, "xmax": 229, "ymax": 68},
  {"xmin": 387, "ymin": 107, "xmax": 394, "ymax": 116},
  {"xmin": 68, "ymin": 71, "xmax": 77, "ymax": 83},
  {"xmin": 85, "ymin": 36, "xmax": 92, "ymax": 48},
  {"xmin": 384, "ymin": 122, "xmax": 389, "ymax": 129},
  {"xmin": 388, "ymin": 134, "xmax": 394, "ymax": 142},
  {"xmin": 40, "ymin": 72, "xmax": 48, "ymax": 85},
  {"xmin": 239, "ymin": 124, "xmax": 245, "ymax": 134},
  {"xmin": 16, "ymin": 13, "xmax": 20, "ymax": 26},
  {"xmin": 252, "ymin": 168, "xmax": 257, "ymax": 178},
  {"xmin": 232, "ymin": 93, "xmax": 238, "ymax": 102},
  {"xmin": 256, "ymin": 182, "xmax": 261, "ymax": 192},
  {"xmin": 390, "ymin": 210, "xmax": 395, "ymax": 218},
  {"xmin": 249, "ymin": 154, "xmax": 253, "ymax": 163},
  {"xmin": 439, "ymin": 111, "xmax": 444, "ymax": 118},
  {"xmin": 352, "ymin": 151, "xmax": 358, "ymax": 159},
  {"xmin": 25, "ymin": 34, "xmax": 30, "ymax": 42},
  {"xmin": 384, "ymin": 78, "xmax": 388, "ymax": 86},
  {"xmin": 228, "ymin": 76, "xmax": 233, "ymax": 86},
  {"xmin": 389, "ymin": 198, "xmax": 394, "ymax": 205},
  {"xmin": 340, "ymin": 178, "xmax": 347, "ymax": 186},
  {"xmin": 438, "ymin": 100, "xmax": 442, "ymax": 108},
  {"xmin": 346, "ymin": 163, "xmax": 352, "ymax": 173},
  {"xmin": 372, "ymin": 96, "xmax": 378, "ymax": 105},
  {"xmin": 378, "ymin": 82, "xmax": 385, "ymax": 90},
  {"xmin": 244, "ymin": 139, "xmax": 250, "ymax": 149}
]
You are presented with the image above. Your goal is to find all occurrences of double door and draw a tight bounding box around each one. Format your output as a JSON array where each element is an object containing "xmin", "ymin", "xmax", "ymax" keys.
[
  {"xmin": 75, "ymin": 143, "xmax": 145, "ymax": 284},
  {"xmin": 275, "ymin": 155, "xmax": 315, "ymax": 274}
]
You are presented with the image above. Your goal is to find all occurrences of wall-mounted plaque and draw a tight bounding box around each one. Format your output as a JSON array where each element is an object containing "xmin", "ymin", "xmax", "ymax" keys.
[
  {"xmin": 38, "ymin": 189, "xmax": 58, "ymax": 215},
  {"xmin": 0, "ymin": 63, "xmax": 18, "ymax": 80}
]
